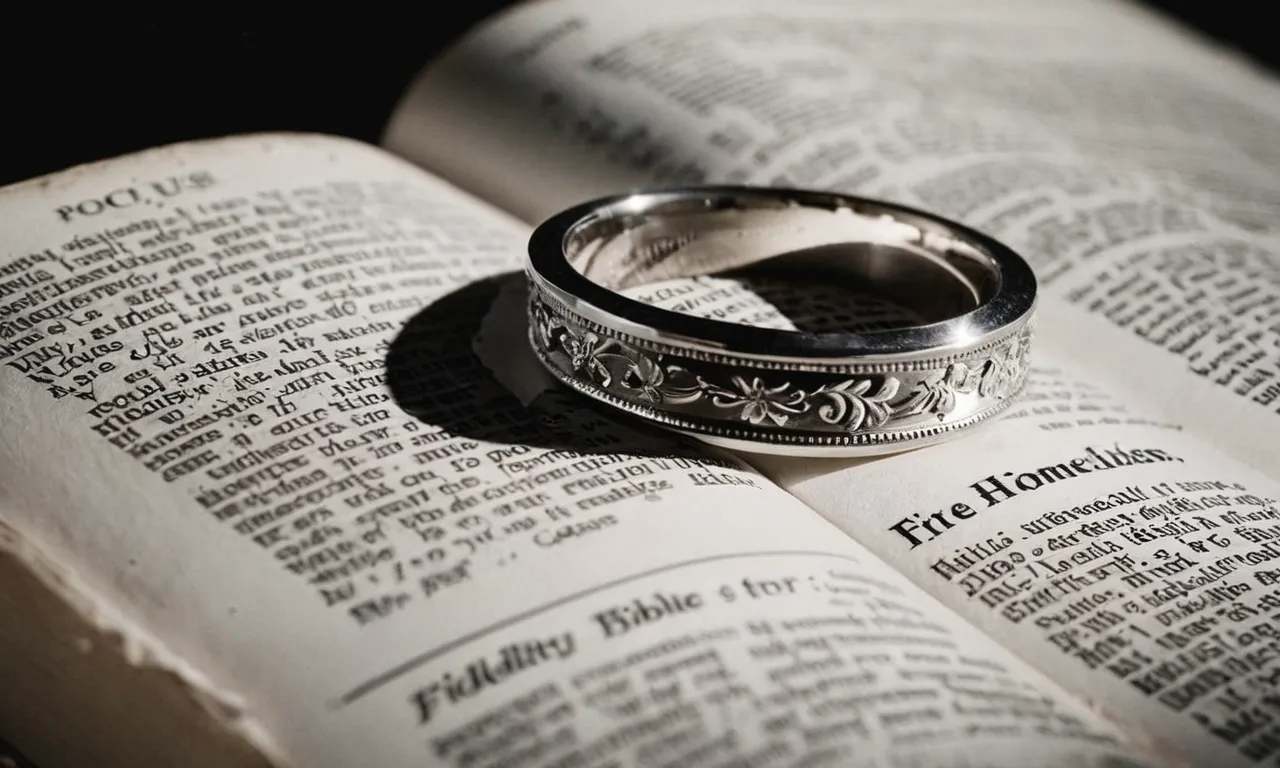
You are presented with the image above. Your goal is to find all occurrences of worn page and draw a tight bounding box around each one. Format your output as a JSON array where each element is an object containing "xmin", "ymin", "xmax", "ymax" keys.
[
  {"xmin": 381, "ymin": 0, "xmax": 1280, "ymax": 763},
  {"xmin": 384, "ymin": 0, "xmax": 1280, "ymax": 474},
  {"xmin": 0, "ymin": 135, "xmax": 1158, "ymax": 768}
]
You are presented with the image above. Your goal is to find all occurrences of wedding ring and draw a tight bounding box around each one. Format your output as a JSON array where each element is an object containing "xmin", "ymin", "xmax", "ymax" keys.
[{"xmin": 525, "ymin": 186, "xmax": 1037, "ymax": 457}]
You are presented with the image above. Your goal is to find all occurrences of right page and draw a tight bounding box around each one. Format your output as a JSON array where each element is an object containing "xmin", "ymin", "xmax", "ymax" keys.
[
  {"xmin": 385, "ymin": 0, "xmax": 1280, "ymax": 473},
  {"xmin": 761, "ymin": 326, "xmax": 1280, "ymax": 767},
  {"xmin": 383, "ymin": 0, "xmax": 1280, "ymax": 763}
]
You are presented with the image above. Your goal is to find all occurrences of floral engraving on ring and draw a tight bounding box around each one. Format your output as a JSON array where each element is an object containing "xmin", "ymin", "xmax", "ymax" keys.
[
  {"xmin": 811, "ymin": 377, "xmax": 900, "ymax": 432},
  {"xmin": 529, "ymin": 289, "xmax": 1030, "ymax": 432},
  {"xmin": 977, "ymin": 331, "xmax": 1029, "ymax": 399},
  {"xmin": 618, "ymin": 356, "xmax": 703, "ymax": 405},
  {"xmin": 901, "ymin": 362, "xmax": 971, "ymax": 419},
  {"xmin": 562, "ymin": 331, "xmax": 617, "ymax": 386},
  {"xmin": 702, "ymin": 375, "xmax": 808, "ymax": 426}
]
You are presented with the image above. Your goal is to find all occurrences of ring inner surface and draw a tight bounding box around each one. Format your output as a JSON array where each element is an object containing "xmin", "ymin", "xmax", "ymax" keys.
[{"xmin": 563, "ymin": 200, "xmax": 999, "ymax": 330}]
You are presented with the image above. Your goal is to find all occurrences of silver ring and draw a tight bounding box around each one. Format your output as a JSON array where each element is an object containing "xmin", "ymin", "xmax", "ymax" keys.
[{"xmin": 525, "ymin": 186, "xmax": 1037, "ymax": 457}]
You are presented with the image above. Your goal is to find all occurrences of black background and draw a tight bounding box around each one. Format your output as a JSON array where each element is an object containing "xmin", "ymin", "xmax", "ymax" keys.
[
  {"xmin": 0, "ymin": 1, "xmax": 1277, "ymax": 189},
  {"xmin": 0, "ymin": 1, "xmax": 1275, "ymax": 765}
]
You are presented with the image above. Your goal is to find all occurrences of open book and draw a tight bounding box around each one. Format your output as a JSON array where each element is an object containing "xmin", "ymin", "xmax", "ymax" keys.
[{"xmin": 4, "ymin": 0, "xmax": 1280, "ymax": 765}]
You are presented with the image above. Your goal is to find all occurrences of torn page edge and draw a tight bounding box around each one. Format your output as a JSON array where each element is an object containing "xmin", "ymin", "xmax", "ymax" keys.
[{"xmin": 0, "ymin": 516, "xmax": 292, "ymax": 768}]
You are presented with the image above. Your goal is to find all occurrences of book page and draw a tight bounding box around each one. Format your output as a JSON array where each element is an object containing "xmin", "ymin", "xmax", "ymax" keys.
[
  {"xmin": 0, "ymin": 136, "xmax": 1156, "ymax": 768},
  {"xmin": 767, "ymin": 354, "xmax": 1280, "ymax": 768},
  {"xmin": 470, "ymin": 257, "xmax": 1280, "ymax": 767},
  {"xmin": 384, "ymin": 0, "xmax": 1280, "ymax": 475},
  {"xmin": 380, "ymin": 0, "xmax": 1280, "ymax": 763}
]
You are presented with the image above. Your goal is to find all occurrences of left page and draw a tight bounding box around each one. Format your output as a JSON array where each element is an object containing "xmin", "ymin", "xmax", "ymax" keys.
[{"xmin": 0, "ymin": 135, "xmax": 1159, "ymax": 768}]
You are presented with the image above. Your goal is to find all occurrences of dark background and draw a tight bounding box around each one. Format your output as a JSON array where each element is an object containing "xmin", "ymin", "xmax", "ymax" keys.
[
  {"xmin": 0, "ymin": 1, "xmax": 1277, "ymax": 189},
  {"xmin": 0, "ymin": 1, "xmax": 1275, "ymax": 765}
]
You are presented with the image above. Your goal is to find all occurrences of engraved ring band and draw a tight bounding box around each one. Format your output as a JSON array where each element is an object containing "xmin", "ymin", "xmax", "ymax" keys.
[{"xmin": 525, "ymin": 186, "xmax": 1037, "ymax": 457}]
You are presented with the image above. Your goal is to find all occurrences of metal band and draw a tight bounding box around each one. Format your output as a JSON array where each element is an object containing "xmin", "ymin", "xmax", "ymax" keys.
[{"xmin": 526, "ymin": 186, "xmax": 1037, "ymax": 457}]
